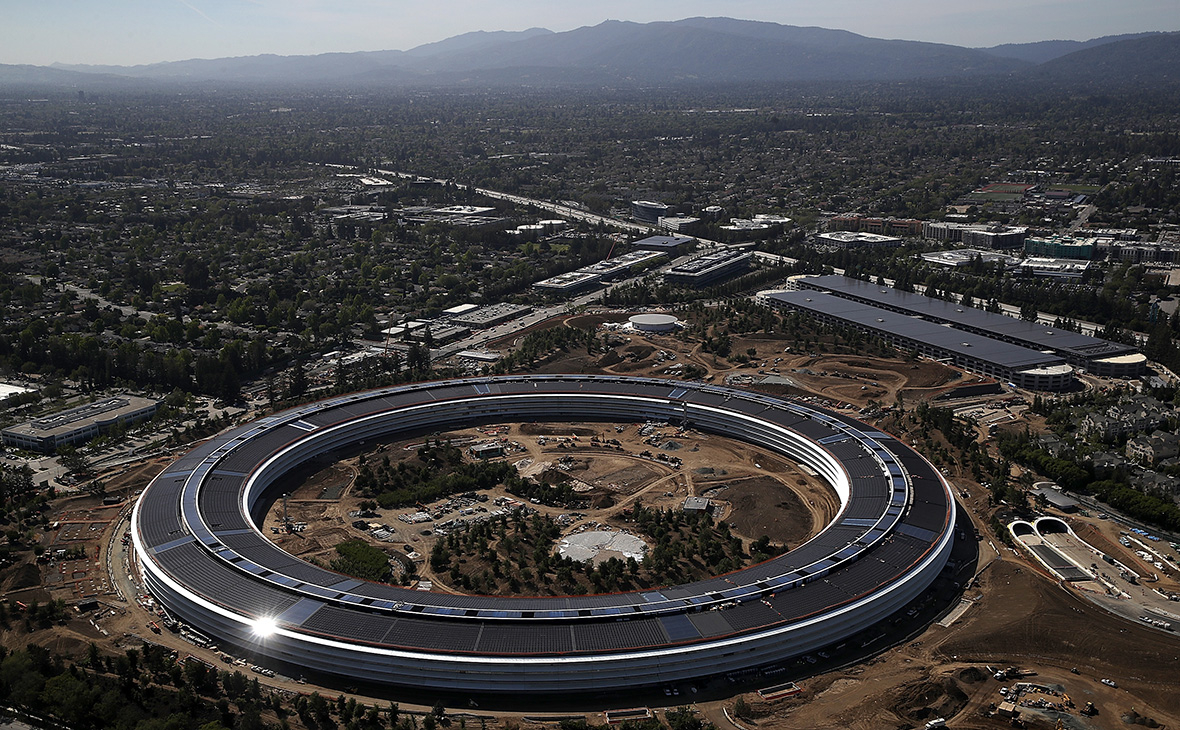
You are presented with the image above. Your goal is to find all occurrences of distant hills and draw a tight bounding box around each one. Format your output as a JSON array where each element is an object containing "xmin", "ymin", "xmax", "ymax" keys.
[
  {"xmin": 2, "ymin": 18, "xmax": 1177, "ymax": 90},
  {"xmin": 978, "ymin": 32, "xmax": 1162, "ymax": 64},
  {"xmin": 1032, "ymin": 32, "xmax": 1180, "ymax": 85}
]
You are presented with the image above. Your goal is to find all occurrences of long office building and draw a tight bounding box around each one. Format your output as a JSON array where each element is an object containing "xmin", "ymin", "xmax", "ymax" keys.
[
  {"xmin": 827, "ymin": 214, "xmax": 924, "ymax": 237},
  {"xmin": 448, "ymin": 303, "xmax": 533, "ymax": 329},
  {"xmin": 532, "ymin": 271, "xmax": 602, "ymax": 293},
  {"xmin": 922, "ymin": 222, "xmax": 1027, "ymax": 249},
  {"xmin": 794, "ymin": 276, "xmax": 1145, "ymax": 378},
  {"xmin": 664, "ymin": 250, "xmax": 751, "ymax": 287},
  {"xmin": 816, "ymin": 231, "xmax": 902, "ymax": 249},
  {"xmin": 533, "ymin": 251, "xmax": 667, "ymax": 294},
  {"xmin": 133, "ymin": 375, "xmax": 955, "ymax": 695},
  {"xmin": 768, "ymin": 291, "xmax": 1075, "ymax": 391},
  {"xmin": 579, "ymin": 250, "xmax": 667, "ymax": 280},
  {"xmin": 2, "ymin": 395, "xmax": 158, "ymax": 453}
]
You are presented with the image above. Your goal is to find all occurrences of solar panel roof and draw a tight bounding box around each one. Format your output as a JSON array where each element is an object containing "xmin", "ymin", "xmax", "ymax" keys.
[
  {"xmin": 769, "ymin": 291, "xmax": 1066, "ymax": 370},
  {"xmin": 136, "ymin": 375, "xmax": 954, "ymax": 658},
  {"xmin": 801, "ymin": 275, "xmax": 1136, "ymax": 360}
]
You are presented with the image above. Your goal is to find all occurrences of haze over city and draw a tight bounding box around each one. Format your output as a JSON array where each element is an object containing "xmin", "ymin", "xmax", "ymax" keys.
[{"xmin": 3, "ymin": 0, "xmax": 1178, "ymax": 66}]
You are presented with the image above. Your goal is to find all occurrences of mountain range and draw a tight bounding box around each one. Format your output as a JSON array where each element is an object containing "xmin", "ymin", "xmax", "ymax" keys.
[{"xmin": 2, "ymin": 18, "xmax": 1177, "ymax": 89}]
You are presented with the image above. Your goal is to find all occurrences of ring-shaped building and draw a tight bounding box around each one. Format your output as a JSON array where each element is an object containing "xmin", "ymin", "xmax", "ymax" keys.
[{"xmin": 132, "ymin": 375, "xmax": 955, "ymax": 693}]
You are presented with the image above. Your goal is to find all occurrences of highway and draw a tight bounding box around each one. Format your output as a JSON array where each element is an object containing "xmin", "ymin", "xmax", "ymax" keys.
[
  {"xmin": 374, "ymin": 167, "xmax": 729, "ymax": 248},
  {"xmin": 375, "ymin": 168, "xmax": 651, "ymax": 235}
]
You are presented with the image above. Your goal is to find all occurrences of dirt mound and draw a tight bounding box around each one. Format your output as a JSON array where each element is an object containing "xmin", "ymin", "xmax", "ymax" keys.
[
  {"xmin": 588, "ymin": 493, "xmax": 615, "ymax": 509},
  {"xmin": 1122, "ymin": 710, "xmax": 1163, "ymax": 727},
  {"xmin": 2, "ymin": 561, "xmax": 42, "ymax": 592},
  {"xmin": 33, "ymin": 631, "xmax": 101, "ymax": 658},
  {"xmin": 893, "ymin": 678, "xmax": 969, "ymax": 723},
  {"xmin": 939, "ymin": 560, "xmax": 1180, "ymax": 719},
  {"xmin": 596, "ymin": 350, "xmax": 623, "ymax": 368},
  {"xmin": 725, "ymin": 476, "xmax": 827, "ymax": 546},
  {"xmin": 957, "ymin": 666, "xmax": 987, "ymax": 684},
  {"xmin": 624, "ymin": 345, "xmax": 654, "ymax": 360}
]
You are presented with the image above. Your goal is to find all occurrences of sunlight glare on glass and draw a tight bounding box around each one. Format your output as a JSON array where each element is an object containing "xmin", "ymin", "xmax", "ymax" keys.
[{"xmin": 252, "ymin": 615, "xmax": 278, "ymax": 638}]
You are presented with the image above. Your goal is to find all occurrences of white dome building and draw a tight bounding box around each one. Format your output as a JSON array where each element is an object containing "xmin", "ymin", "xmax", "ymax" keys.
[{"xmin": 628, "ymin": 313, "xmax": 680, "ymax": 332}]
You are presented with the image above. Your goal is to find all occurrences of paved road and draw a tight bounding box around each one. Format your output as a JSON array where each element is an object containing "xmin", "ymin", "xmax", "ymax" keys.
[
  {"xmin": 374, "ymin": 167, "xmax": 732, "ymax": 248},
  {"xmin": 1069, "ymin": 204, "xmax": 1099, "ymax": 233}
]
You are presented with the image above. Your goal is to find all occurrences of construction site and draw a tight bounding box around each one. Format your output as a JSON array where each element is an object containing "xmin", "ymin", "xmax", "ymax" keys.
[{"xmin": 3, "ymin": 306, "xmax": 1179, "ymax": 729}]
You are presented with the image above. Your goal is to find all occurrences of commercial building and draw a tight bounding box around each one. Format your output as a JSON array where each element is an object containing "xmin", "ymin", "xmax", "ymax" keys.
[
  {"xmin": 2, "ymin": 395, "xmax": 159, "ymax": 453},
  {"xmin": 317, "ymin": 205, "xmax": 387, "ymax": 222},
  {"xmin": 920, "ymin": 249, "xmax": 1019, "ymax": 269},
  {"xmin": 449, "ymin": 303, "xmax": 533, "ymax": 329},
  {"xmin": 816, "ymin": 231, "xmax": 903, "ymax": 249},
  {"xmin": 1087, "ymin": 228, "xmax": 1140, "ymax": 241},
  {"xmin": 923, "ymin": 222, "xmax": 1026, "ymax": 248},
  {"xmin": 382, "ymin": 320, "xmax": 469, "ymax": 344},
  {"xmin": 380, "ymin": 320, "xmax": 429, "ymax": 338},
  {"xmin": 433, "ymin": 205, "xmax": 496, "ymax": 216},
  {"xmin": 767, "ymin": 291, "xmax": 1075, "ymax": 391},
  {"xmin": 578, "ymin": 250, "xmax": 667, "ymax": 280},
  {"xmin": 441, "ymin": 303, "xmax": 480, "ymax": 318},
  {"xmin": 664, "ymin": 250, "xmax": 751, "ymax": 287},
  {"xmin": 828, "ymin": 214, "xmax": 923, "ymax": 237},
  {"xmin": 1023, "ymin": 237, "xmax": 1095, "ymax": 260},
  {"xmin": 632, "ymin": 235, "xmax": 694, "ymax": 255},
  {"xmin": 424, "ymin": 323, "xmax": 471, "ymax": 343},
  {"xmin": 1030, "ymin": 487, "xmax": 1079, "ymax": 513},
  {"xmin": 1019, "ymin": 257, "xmax": 1091, "ymax": 279},
  {"xmin": 960, "ymin": 226, "xmax": 1027, "ymax": 250},
  {"xmin": 721, "ymin": 219, "xmax": 771, "ymax": 233},
  {"xmin": 469, "ymin": 442, "xmax": 506, "ymax": 459},
  {"xmin": 512, "ymin": 224, "xmax": 547, "ymax": 239},
  {"xmin": 398, "ymin": 205, "xmax": 506, "ymax": 227},
  {"xmin": 455, "ymin": 350, "xmax": 501, "ymax": 363},
  {"xmin": 658, "ymin": 216, "xmax": 700, "ymax": 233},
  {"xmin": 532, "ymin": 271, "xmax": 602, "ymax": 293},
  {"xmin": 751, "ymin": 214, "xmax": 793, "ymax": 227},
  {"xmin": 1116, "ymin": 244, "xmax": 1180, "ymax": 265},
  {"xmin": 512, "ymin": 219, "xmax": 568, "ymax": 237},
  {"xmin": 631, "ymin": 200, "xmax": 669, "ymax": 224},
  {"xmin": 533, "ymin": 251, "xmax": 665, "ymax": 294},
  {"xmin": 794, "ymin": 275, "xmax": 1145, "ymax": 378}
]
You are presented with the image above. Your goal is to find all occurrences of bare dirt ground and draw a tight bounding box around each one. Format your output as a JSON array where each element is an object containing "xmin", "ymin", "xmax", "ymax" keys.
[
  {"xmin": 766, "ymin": 353, "xmax": 961, "ymax": 407},
  {"xmin": 737, "ymin": 559, "xmax": 1180, "ymax": 730},
  {"xmin": 257, "ymin": 418, "xmax": 836, "ymax": 596},
  {"xmin": 508, "ymin": 313, "xmax": 966, "ymax": 411}
]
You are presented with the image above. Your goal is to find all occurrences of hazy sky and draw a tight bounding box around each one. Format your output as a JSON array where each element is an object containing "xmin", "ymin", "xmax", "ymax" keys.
[{"xmin": 3, "ymin": 0, "xmax": 1177, "ymax": 66}]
